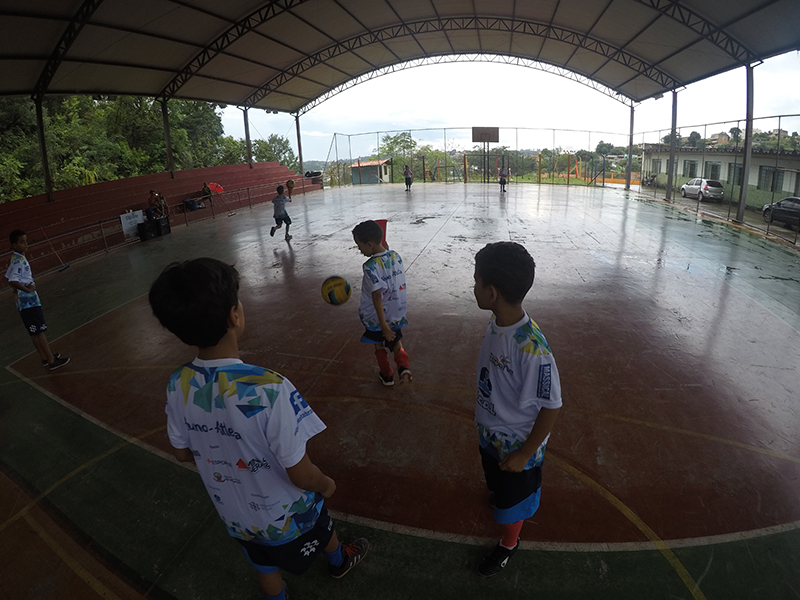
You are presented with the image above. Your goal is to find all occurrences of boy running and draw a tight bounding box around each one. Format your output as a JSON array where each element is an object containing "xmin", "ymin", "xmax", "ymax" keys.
[{"xmin": 270, "ymin": 185, "xmax": 292, "ymax": 241}]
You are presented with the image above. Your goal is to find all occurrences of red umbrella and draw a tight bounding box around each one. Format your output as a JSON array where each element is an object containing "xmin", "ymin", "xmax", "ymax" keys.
[{"xmin": 207, "ymin": 182, "xmax": 224, "ymax": 193}]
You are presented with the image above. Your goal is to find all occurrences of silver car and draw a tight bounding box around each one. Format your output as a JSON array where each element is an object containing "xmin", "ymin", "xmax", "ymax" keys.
[{"xmin": 681, "ymin": 178, "xmax": 724, "ymax": 202}]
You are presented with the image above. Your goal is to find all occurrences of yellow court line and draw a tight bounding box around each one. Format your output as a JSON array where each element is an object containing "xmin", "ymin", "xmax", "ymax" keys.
[
  {"xmin": 0, "ymin": 424, "xmax": 165, "ymax": 535},
  {"xmin": 548, "ymin": 453, "xmax": 707, "ymax": 600},
  {"xmin": 569, "ymin": 407, "xmax": 800, "ymax": 465},
  {"xmin": 23, "ymin": 513, "xmax": 122, "ymax": 600}
]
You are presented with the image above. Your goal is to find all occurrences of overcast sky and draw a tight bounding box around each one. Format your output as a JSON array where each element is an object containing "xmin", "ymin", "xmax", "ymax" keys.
[{"xmin": 221, "ymin": 50, "xmax": 800, "ymax": 162}]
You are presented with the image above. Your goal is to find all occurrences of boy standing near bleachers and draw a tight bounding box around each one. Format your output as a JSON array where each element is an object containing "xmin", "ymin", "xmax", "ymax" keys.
[
  {"xmin": 472, "ymin": 242, "xmax": 562, "ymax": 576},
  {"xmin": 149, "ymin": 258, "xmax": 368, "ymax": 600},
  {"xmin": 5, "ymin": 229, "xmax": 70, "ymax": 371},
  {"xmin": 270, "ymin": 185, "xmax": 292, "ymax": 241},
  {"xmin": 352, "ymin": 220, "xmax": 412, "ymax": 386}
]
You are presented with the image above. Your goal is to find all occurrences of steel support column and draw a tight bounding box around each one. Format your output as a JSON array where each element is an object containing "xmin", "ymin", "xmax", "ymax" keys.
[
  {"xmin": 295, "ymin": 114, "xmax": 304, "ymax": 176},
  {"xmin": 735, "ymin": 64, "xmax": 755, "ymax": 223},
  {"xmin": 625, "ymin": 102, "xmax": 634, "ymax": 191},
  {"xmin": 34, "ymin": 96, "xmax": 54, "ymax": 202},
  {"xmin": 161, "ymin": 99, "xmax": 175, "ymax": 178},
  {"xmin": 243, "ymin": 108, "xmax": 253, "ymax": 168},
  {"xmin": 666, "ymin": 91, "xmax": 678, "ymax": 201}
]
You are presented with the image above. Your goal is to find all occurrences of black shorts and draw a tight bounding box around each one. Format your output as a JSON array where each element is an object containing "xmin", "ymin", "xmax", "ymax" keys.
[
  {"xmin": 274, "ymin": 215, "xmax": 292, "ymax": 226},
  {"xmin": 236, "ymin": 505, "xmax": 335, "ymax": 576},
  {"xmin": 361, "ymin": 327, "xmax": 403, "ymax": 352},
  {"xmin": 20, "ymin": 306, "xmax": 47, "ymax": 335},
  {"xmin": 480, "ymin": 446, "xmax": 542, "ymax": 523}
]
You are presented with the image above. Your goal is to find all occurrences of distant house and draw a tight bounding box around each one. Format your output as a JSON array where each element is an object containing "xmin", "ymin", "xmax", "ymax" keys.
[
  {"xmin": 349, "ymin": 159, "xmax": 390, "ymax": 184},
  {"xmin": 709, "ymin": 132, "xmax": 730, "ymax": 143}
]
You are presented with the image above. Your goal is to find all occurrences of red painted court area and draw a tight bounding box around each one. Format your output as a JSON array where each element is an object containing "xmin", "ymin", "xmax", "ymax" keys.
[{"xmin": 10, "ymin": 185, "xmax": 800, "ymax": 548}]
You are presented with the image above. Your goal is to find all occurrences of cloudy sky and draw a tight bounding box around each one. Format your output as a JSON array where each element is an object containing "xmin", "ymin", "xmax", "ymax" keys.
[{"xmin": 221, "ymin": 50, "xmax": 800, "ymax": 162}]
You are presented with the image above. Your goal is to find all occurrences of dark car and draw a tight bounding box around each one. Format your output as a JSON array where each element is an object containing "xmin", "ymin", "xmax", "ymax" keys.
[
  {"xmin": 680, "ymin": 178, "xmax": 724, "ymax": 201},
  {"xmin": 762, "ymin": 197, "xmax": 800, "ymax": 229}
]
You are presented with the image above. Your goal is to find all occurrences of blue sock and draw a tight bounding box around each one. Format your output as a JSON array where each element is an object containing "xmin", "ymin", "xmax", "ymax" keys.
[
  {"xmin": 265, "ymin": 588, "xmax": 285, "ymax": 600},
  {"xmin": 325, "ymin": 543, "xmax": 344, "ymax": 568}
]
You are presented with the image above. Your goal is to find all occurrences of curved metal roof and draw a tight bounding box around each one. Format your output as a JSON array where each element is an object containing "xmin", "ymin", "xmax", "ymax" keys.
[{"xmin": 1, "ymin": 0, "xmax": 798, "ymax": 114}]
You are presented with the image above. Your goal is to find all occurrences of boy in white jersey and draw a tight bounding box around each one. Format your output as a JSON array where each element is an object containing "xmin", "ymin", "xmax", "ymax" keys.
[
  {"xmin": 472, "ymin": 242, "xmax": 562, "ymax": 576},
  {"xmin": 149, "ymin": 258, "xmax": 368, "ymax": 600},
  {"xmin": 352, "ymin": 220, "xmax": 412, "ymax": 386},
  {"xmin": 270, "ymin": 185, "xmax": 293, "ymax": 241},
  {"xmin": 5, "ymin": 229, "xmax": 70, "ymax": 371}
]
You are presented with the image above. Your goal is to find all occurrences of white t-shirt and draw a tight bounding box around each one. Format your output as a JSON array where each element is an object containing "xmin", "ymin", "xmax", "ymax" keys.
[
  {"xmin": 474, "ymin": 312, "xmax": 562, "ymax": 467},
  {"xmin": 358, "ymin": 250, "xmax": 408, "ymax": 331},
  {"xmin": 272, "ymin": 194, "xmax": 291, "ymax": 217},
  {"xmin": 5, "ymin": 252, "xmax": 41, "ymax": 311},
  {"xmin": 165, "ymin": 358, "xmax": 326, "ymax": 544}
]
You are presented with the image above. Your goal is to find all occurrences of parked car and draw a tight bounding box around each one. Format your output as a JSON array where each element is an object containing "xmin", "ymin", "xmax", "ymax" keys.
[
  {"xmin": 762, "ymin": 197, "xmax": 800, "ymax": 228},
  {"xmin": 680, "ymin": 178, "xmax": 725, "ymax": 201}
]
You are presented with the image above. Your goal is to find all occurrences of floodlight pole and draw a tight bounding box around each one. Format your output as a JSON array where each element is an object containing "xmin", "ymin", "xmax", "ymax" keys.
[
  {"xmin": 735, "ymin": 63, "xmax": 756, "ymax": 223},
  {"xmin": 243, "ymin": 107, "xmax": 253, "ymax": 168},
  {"xmin": 666, "ymin": 90, "xmax": 678, "ymax": 200},
  {"xmin": 33, "ymin": 96, "xmax": 54, "ymax": 202},
  {"xmin": 161, "ymin": 99, "xmax": 175, "ymax": 178},
  {"xmin": 294, "ymin": 113, "xmax": 304, "ymax": 176},
  {"xmin": 625, "ymin": 101, "xmax": 634, "ymax": 191}
]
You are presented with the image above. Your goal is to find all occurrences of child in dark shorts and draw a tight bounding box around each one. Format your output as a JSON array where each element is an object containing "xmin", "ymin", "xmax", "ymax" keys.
[
  {"xmin": 472, "ymin": 241, "xmax": 562, "ymax": 576},
  {"xmin": 149, "ymin": 258, "xmax": 368, "ymax": 600},
  {"xmin": 353, "ymin": 220, "xmax": 412, "ymax": 387},
  {"xmin": 270, "ymin": 185, "xmax": 293, "ymax": 241},
  {"xmin": 5, "ymin": 229, "xmax": 69, "ymax": 371}
]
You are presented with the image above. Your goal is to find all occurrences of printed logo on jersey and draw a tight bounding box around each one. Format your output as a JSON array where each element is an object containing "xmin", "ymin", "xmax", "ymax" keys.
[
  {"xmin": 537, "ymin": 364, "xmax": 552, "ymax": 400},
  {"xmin": 300, "ymin": 540, "xmax": 319, "ymax": 557},
  {"xmin": 476, "ymin": 367, "xmax": 496, "ymax": 415},
  {"xmin": 489, "ymin": 352, "xmax": 513, "ymax": 374},
  {"xmin": 207, "ymin": 458, "xmax": 232, "ymax": 467},
  {"xmin": 192, "ymin": 449, "xmax": 201, "ymax": 458},
  {"xmin": 213, "ymin": 494, "xmax": 223, "ymax": 505},
  {"xmin": 236, "ymin": 457, "xmax": 272, "ymax": 473},
  {"xmin": 185, "ymin": 420, "xmax": 242, "ymax": 439},
  {"xmin": 213, "ymin": 472, "xmax": 242, "ymax": 484},
  {"xmin": 291, "ymin": 390, "xmax": 316, "ymax": 434}
]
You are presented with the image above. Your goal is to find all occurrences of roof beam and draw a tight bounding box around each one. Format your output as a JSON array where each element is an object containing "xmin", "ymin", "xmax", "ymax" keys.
[
  {"xmin": 33, "ymin": 0, "xmax": 105, "ymax": 99},
  {"xmin": 244, "ymin": 17, "xmax": 679, "ymax": 107}
]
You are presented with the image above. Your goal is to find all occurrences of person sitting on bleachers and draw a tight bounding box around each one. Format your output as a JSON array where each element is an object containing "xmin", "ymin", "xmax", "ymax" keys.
[{"xmin": 145, "ymin": 190, "xmax": 168, "ymax": 221}]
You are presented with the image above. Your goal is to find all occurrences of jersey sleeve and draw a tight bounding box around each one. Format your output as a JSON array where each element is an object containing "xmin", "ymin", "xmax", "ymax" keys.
[
  {"xmin": 518, "ymin": 353, "xmax": 563, "ymax": 410},
  {"xmin": 265, "ymin": 380, "xmax": 326, "ymax": 469},
  {"xmin": 5, "ymin": 258, "xmax": 23, "ymax": 283},
  {"xmin": 362, "ymin": 260, "xmax": 385, "ymax": 294}
]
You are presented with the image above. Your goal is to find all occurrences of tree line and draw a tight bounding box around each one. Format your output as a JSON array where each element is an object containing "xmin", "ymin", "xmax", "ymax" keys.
[{"xmin": 0, "ymin": 96, "xmax": 298, "ymax": 203}]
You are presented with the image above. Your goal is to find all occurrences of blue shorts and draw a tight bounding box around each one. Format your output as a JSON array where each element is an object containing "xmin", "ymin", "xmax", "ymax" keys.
[
  {"xmin": 236, "ymin": 505, "xmax": 335, "ymax": 576},
  {"xmin": 480, "ymin": 446, "xmax": 542, "ymax": 524},
  {"xmin": 20, "ymin": 306, "xmax": 47, "ymax": 335},
  {"xmin": 361, "ymin": 327, "xmax": 404, "ymax": 352},
  {"xmin": 274, "ymin": 214, "xmax": 292, "ymax": 226}
]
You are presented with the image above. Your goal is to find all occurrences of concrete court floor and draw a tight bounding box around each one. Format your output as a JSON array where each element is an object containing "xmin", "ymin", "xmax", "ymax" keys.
[{"xmin": 1, "ymin": 182, "xmax": 799, "ymax": 600}]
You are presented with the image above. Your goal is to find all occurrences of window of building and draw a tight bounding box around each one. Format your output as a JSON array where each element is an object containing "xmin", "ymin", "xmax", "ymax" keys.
[
  {"xmin": 704, "ymin": 162, "xmax": 721, "ymax": 180},
  {"xmin": 651, "ymin": 159, "xmax": 662, "ymax": 174},
  {"xmin": 728, "ymin": 163, "xmax": 743, "ymax": 185},
  {"xmin": 758, "ymin": 166, "xmax": 785, "ymax": 191},
  {"xmin": 683, "ymin": 160, "xmax": 698, "ymax": 178}
]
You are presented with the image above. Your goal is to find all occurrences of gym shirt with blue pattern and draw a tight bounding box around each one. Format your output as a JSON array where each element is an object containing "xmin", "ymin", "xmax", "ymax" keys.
[
  {"xmin": 358, "ymin": 250, "xmax": 408, "ymax": 331},
  {"xmin": 4, "ymin": 252, "xmax": 42, "ymax": 311},
  {"xmin": 475, "ymin": 312, "xmax": 562, "ymax": 468},
  {"xmin": 165, "ymin": 358, "xmax": 326, "ymax": 545}
]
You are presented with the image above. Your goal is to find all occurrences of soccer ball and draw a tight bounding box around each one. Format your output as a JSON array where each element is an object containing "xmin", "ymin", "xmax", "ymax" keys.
[{"xmin": 321, "ymin": 276, "xmax": 351, "ymax": 305}]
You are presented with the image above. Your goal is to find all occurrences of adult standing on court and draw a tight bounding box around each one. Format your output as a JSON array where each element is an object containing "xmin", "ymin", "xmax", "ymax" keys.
[
  {"xmin": 499, "ymin": 167, "xmax": 508, "ymax": 193},
  {"xmin": 403, "ymin": 165, "xmax": 413, "ymax": 192}
]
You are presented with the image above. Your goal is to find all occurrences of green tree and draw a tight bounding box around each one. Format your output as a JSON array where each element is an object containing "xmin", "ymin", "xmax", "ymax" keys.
[
  {"xmin": 729, "ymin": 127, "xmax": 742, "ymax": 145},
  {"xmin": 688, "ymin": 131, "xmax": 702, "ymax": 147},
  {"xmin": 253, "ymin": 134, "xmax": 298, "ymax": 171}
]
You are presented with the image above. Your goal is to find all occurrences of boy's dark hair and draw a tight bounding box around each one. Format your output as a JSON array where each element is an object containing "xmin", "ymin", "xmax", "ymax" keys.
[
  {"xmin": 475, "ymin": 242, "xmax": 535, "ymax": 304},
  {"xmin": 352, "ymin": 220, "xmax": 384, "ymax": 244},
  {"xmin": 9, "ymin": 229, "xmax": 26, "ymax": 245},
  {"xmin": 277, "ymin": 185, "xmax": 284, "ymax": 194},
  {"xmin": 149, "ymin": 258, "xmax": 240, "ymax": 348}
]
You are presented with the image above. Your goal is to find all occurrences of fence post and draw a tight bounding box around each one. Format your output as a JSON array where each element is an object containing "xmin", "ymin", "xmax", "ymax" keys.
[{"xmin": 100, "ymin": 220, "xmax": 108, "ymax": 253}]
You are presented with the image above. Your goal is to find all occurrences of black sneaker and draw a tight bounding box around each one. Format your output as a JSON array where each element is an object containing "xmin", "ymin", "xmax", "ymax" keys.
[
  {"xmin": 49, "ymin": 356, "xmax": 70, "ymax": 371},
  {"xmin": 270, "ymin": 226, "xmax": 276, "ymax": 237},
  {"xmin": 379, "ymin": 372, "xmax": 394, "ymax": 387},
  {"xmin": 477, "ymin": 539, "xmax": 519, "ymax": 577},
  {"xmin": 42, "ymin": 352, "xmax": 61, "ymax": 367},
  {"xmin": 398, "ymin": 366, "xmax": 412, "ymax": 383},
  {"xmin": 329, "ymin": 538, "xmax": 369, "ymax": 579}
]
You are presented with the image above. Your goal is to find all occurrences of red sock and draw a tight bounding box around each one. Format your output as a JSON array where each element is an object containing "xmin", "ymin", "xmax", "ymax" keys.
[
  {"xmin": 394, "ymin": 348, "xmax": 410, "ymax": 370},
  {"xmin": 500, "ymin": 521, "xmax": 523, "ymax": 549},
  {"xmin": 375, "ymin": 347, "xmax": 392, "ymax": 376}
]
